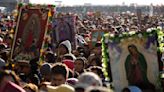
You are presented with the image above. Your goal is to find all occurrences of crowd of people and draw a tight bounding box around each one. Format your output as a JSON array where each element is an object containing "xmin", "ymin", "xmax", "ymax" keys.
[{"xmin": 0, "ymin": 6, "xmax": 164, "ymax": 92}]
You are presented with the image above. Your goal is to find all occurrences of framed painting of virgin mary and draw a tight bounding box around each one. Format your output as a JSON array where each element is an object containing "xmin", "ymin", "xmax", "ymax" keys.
[
  {"xmin": 11, "ymin": 5, "xmax": 49, "ymax": 60},
  {"xmin": 105, "ymin": 31, "xmax": 160, "ymax": 92},
  {"xmin": 52, "ymin": 15, "xmax": 76, "ymax": 49}
]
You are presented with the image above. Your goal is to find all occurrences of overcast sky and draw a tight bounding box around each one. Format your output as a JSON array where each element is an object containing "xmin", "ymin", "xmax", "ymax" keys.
[{"xmin": 29, "ymin": 0, "xmax": 164, "ymax": 6}]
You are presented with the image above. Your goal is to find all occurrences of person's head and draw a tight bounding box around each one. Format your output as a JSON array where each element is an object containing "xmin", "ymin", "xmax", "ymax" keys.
[
  {"xmin": 51, "ymin": 63, "xmax": 69, "ymax": 86},
  {"xmin": 74, "ymin": 57, "xmax": 86, "ymax": 73},
  {"xmin": 4, "ymin": 34, "xmax": 13, "ymax": 46},
  {"xmin": 23, "ymin": 83, "xmax": 38, "ymax": 92},
  {"xmin": 75, "ymin": 72, "xmax": 102, "ymax": 92},
  {"xmin": 76, "ymin": 44, "xmax": 90, "ymax": 58},
  {"xmin": 89, "ymin": 56, "xmax": 101, "ymax": 67},
  {"xmin": 128, "ymin": 44, "xmax": 139, "ymax": 56},
  {"xmin": 58, "ymin": 44, "xmax": 68, "ymax": 55},
  {"xmin": 40, "ymin": 63, "xmax": 52, "ymax": 82},
  {"xmin": 88, "ymin": 66, "xmax": 105, "ymax": 80},
  {"xmin": 58, "ymin": 40, "xmax": 72, "ymax": 56},
  {"xmin": 92, "ymin": 42, "xmax": 102, "ymax": 55},
  {"xmin": 45, "ymin": 51, "xmax": 56, "ymax": 63},
  {"xmin": 16, "ymin": 60, "xmax": 31, "ymax": 75}
]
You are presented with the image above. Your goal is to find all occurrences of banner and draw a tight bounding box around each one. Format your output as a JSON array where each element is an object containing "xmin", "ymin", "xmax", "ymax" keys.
[
  {"xmin": 52, "ymin": 15, "xmax": 76, "ymax": 49},
  {"xmin": 103, "ymin": 30, "xmax": 160, "ymax": 92},
  {"xmin": 91, "ymin": 29, "xmax": 108, "ymax": 46},
  {"xmin": 11, "ymin": 5, "xmax": 49, "ymax": 60}
]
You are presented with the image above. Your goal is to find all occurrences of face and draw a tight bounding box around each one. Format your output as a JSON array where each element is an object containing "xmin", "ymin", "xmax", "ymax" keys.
[
  {"xmin": 22, "ymin": 66, "xmax": 31, "ymax": 75},
  {"xmin": 128, "ymin": 47, "xmax": 138, "ymax": 55},
  {"xmin": 74, "ymin": 60, "xmax": 84, "ymax": 73},
  {"xmin": 58, "ymin": 45, "xmax": 67, "ymax": 56},
  {"xmin": 51, "ymin": 74, "xmax": 66, "ymax": 86}
]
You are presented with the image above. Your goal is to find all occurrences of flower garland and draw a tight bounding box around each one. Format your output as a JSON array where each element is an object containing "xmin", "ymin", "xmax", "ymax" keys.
[
  {"xmin": 156, "ymin": 27, "xmax": 164, "ymax": 92},
  {"xmin": 101, "ymin": 27, "xmax": 163, "ymax": 82},
  {"xmin": 157, "ymin": 28, "xmax": 164, "ymax": 53},
  {"xmin": 101, "ymin": 33, "xmax": 110, "ymax": 81}
]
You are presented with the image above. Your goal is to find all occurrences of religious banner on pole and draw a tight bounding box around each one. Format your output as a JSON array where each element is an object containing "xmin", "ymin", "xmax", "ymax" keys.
[
  {"xmin": 91, "ymin": 29, "xmax": 108, "ymax": 47},
  {"xmin": 10, "ymin": 5, "xmax": 49, "ymax": 60},
  {"xmin": 52, "ymin": 15, "xmax": 76, "ymax": 49},
  {"xmin": 102, "ymin": 30, "xmax": 161, "ymax": 92},
  {"xmin": 136, "ymin": 8, "xmax": 142, "ymax": 26}
]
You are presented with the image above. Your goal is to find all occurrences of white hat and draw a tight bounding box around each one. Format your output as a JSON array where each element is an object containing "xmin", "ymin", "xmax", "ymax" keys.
[
  {"xmin": 47, "ymin": 84, "xmax": 75, "ymax": 92},
  {"xmin": 75, "ymin": 72, "xmax": 102, "ymax": 89}
]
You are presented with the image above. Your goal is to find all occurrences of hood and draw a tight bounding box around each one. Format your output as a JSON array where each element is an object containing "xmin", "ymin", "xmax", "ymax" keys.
[{"xmin": 59, "ymin": 40, "xmax": 72, "ymax": 54}]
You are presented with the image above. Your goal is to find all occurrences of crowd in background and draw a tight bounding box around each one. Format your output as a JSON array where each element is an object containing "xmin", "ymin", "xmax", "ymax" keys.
[{"xmin": 0, "ymin": 6, "xmax": 164, "ymax": 92}]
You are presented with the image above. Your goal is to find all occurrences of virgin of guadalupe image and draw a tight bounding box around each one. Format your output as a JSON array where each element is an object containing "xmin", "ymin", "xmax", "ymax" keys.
[
  {"xmin": 56, "ymin": 18, "xmax": 72, "ymax": 42},
  {"xmin": 125, "ymin": 44, "xmax": 155, "ymax": 90},
  {"xmin": 14, "ymin": 13, "xmax": 41, "ymax": 60}
]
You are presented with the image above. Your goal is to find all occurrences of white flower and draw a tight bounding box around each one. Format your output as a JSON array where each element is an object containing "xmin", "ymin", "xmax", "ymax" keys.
[
  {"xmin": 110, "ymin": 34, "xmax": 114, "ymax": 37},
  {"xmin": 129, "ymin": 31, "xmax": 135, "ymax": 35},
  {"xmin": 146, "ymin": 28, "xmax": 152, "ymax": 32},
  {"xmin": 138, "ymin": 33, "xmax": 143, "ymax": 38},
  {"xmin": 157, "ymin": 26, "xmax": 162, "ymax": 30}
]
